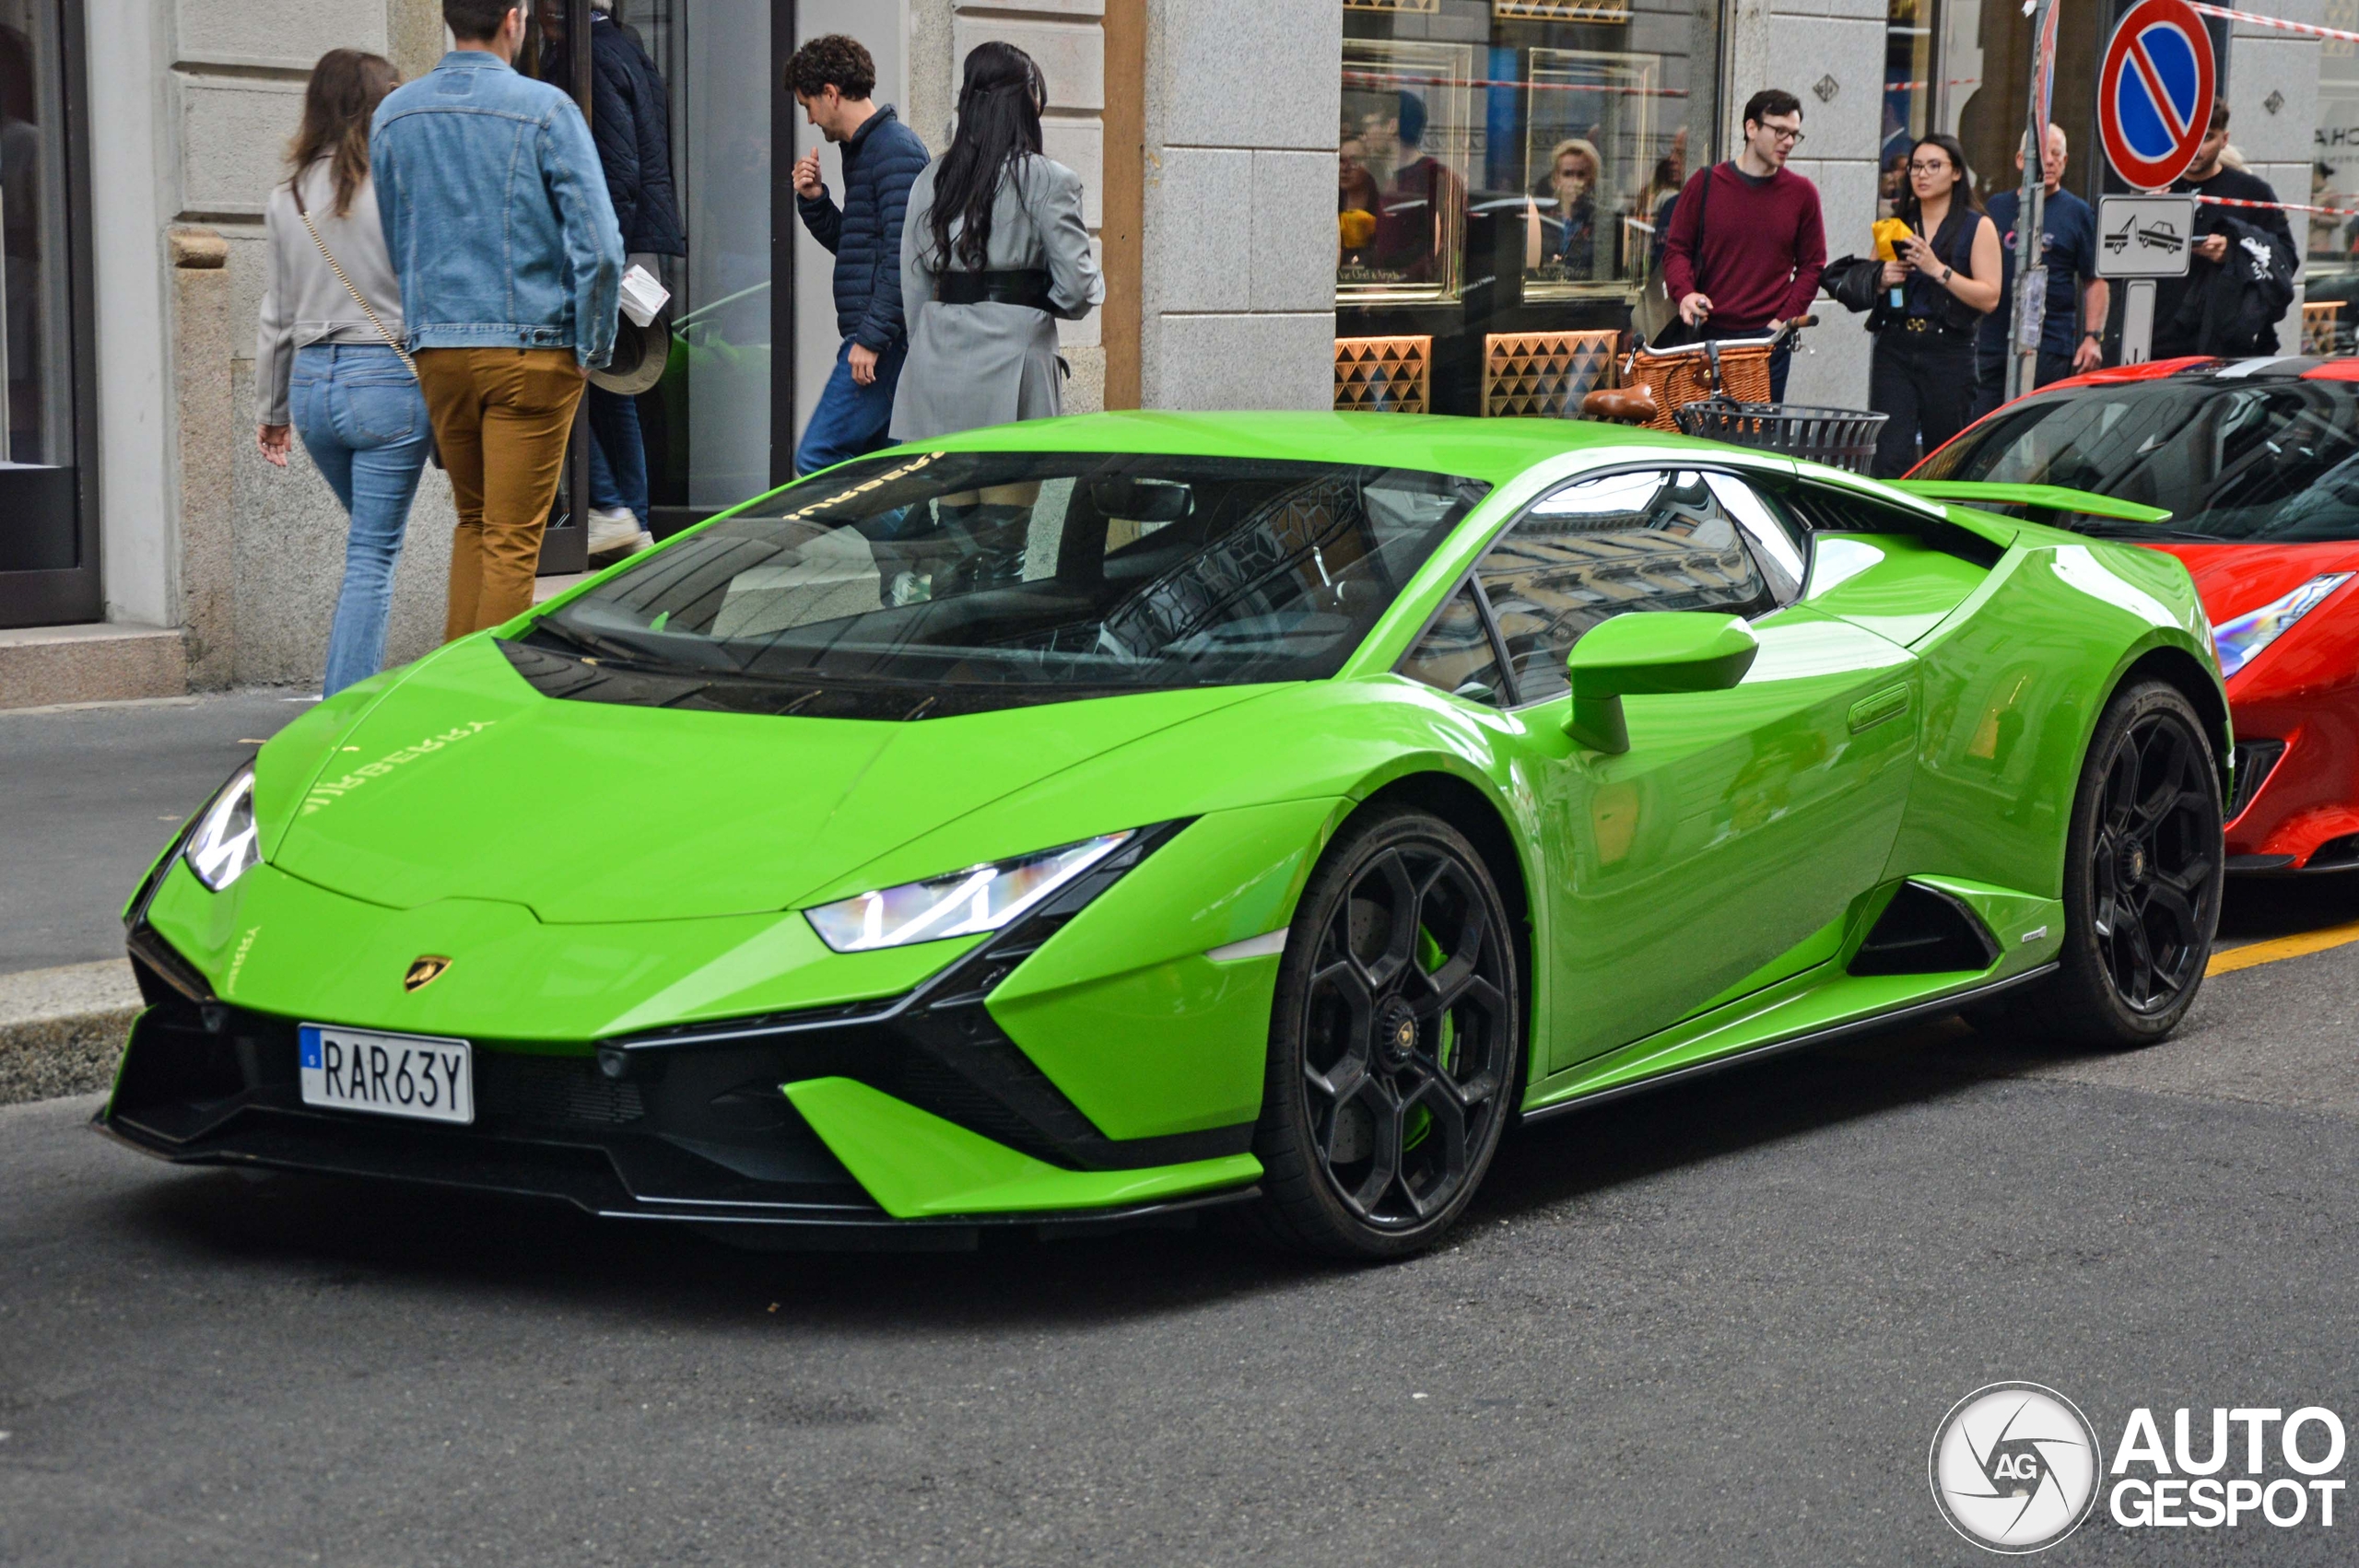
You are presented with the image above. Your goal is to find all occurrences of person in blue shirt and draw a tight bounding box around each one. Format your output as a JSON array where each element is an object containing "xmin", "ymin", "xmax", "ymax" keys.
[
  {"xmin": 371, "ymin": 0, "xmax": 623, "ymax": 641},
  {"xmin": 787, "ymin": 34, "xmax": 930, "ymax": 476},
  {"xmin": 1972, "ymin": 124, "xmax": 2107, "ymax": 419}
]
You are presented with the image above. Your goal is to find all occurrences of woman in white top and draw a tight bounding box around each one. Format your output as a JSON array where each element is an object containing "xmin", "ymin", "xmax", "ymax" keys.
[{"xmin": 256, "ymin": 49, "xmax": 428, "ymax": 697}]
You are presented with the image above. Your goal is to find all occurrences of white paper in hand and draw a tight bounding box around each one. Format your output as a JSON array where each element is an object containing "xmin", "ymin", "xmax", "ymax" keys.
[{"xmin": 619, "ymin": 264, "xmax": 671, "ymax": 328}]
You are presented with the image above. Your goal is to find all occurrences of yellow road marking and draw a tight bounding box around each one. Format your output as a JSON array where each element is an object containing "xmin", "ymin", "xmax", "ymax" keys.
[{"xmin": 2208, "ymin": 919, "xmax": 2359, "ymax": 977}]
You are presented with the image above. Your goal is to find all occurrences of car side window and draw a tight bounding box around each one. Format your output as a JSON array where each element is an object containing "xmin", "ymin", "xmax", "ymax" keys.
[
  {"xmin": 1473, "ymin": 469, "xmax": 1778, "ymax": 703},
  {"xmin": 1399, "ymin": 582, "xmax": 1507, "ymax": 706},
  {"xmin": 1703, "ymin": 473, "xmax": 1806, "ymax": 602}
]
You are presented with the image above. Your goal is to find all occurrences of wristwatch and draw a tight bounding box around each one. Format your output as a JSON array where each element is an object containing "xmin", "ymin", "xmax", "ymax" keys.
[{"xmin": 2083, "ymin": 330, "xmax": 2102, "ymax": 341}]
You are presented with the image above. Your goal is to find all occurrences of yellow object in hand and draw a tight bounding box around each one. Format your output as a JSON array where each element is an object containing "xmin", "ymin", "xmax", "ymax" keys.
[
  {"xmin": 1872, "ymin": 217, "xmax": 1912, "ymax": 262},
  {"xmin": 1339, "ymin": 209, "xmax": 1377, "ymax": 250}
]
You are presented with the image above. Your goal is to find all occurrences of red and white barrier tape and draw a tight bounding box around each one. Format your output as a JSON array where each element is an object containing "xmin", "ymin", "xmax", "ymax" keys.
[
  {"xmin": 1341, "ymin": 70, "xmax": 1689, "ymax": 99},
  {"xmin": 2189, "ymin": 3, "xmax": 2359, "ymax": 45},
  {"xmin": 2198, "ymin": 193, "xmax": 2359, "ymax": 217}
]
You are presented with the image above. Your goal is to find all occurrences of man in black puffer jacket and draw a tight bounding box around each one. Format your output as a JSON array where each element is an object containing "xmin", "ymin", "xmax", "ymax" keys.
[
  {"xmin": 541, "ymin": 0, "xmax": 686, "ymax": 553},
  {"xmin": 787, "ymin": 33, "xmax": 930, "ymax": 475}
]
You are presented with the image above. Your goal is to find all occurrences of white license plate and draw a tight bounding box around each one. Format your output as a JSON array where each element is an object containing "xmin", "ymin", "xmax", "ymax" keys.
[{"xmin": 299, "ymin": 1024, "xmax": 474, "ymax": 1125}]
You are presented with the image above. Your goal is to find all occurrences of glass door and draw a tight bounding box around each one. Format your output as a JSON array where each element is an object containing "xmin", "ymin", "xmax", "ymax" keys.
[{"xmin": 0, "ymin": 0, "xmax": 94, "ymax": 626}]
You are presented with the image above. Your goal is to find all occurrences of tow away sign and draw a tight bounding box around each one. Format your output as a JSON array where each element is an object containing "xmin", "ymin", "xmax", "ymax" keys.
[{"xmin": 2096, "ymin": 193, "xmax": 2196, "ymax": 277}]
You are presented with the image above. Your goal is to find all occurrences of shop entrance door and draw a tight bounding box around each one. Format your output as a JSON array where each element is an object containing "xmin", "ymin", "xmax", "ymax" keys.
[
  {"xmin": 542, "ymin": 0, "xmax": 804, "ymax": 547},
  {"xmin": 0, "ymin": 0, "xmax": 96, "ymax": 627}
]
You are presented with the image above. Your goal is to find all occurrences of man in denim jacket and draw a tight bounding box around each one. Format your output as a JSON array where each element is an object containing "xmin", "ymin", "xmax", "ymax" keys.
[{"xmin": 372, "ymin": 0, "xmax": 623, "ymax": 639}]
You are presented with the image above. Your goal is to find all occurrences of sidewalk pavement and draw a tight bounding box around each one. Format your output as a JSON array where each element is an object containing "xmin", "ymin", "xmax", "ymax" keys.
[{"xmin": 1, "ymin": 689, "xmax": 306, "ymax": 1103}]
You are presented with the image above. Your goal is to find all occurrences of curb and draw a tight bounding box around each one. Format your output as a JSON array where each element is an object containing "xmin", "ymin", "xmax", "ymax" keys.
[{"xmin": 0, "ymin": 961, "xmax": 139, "ymax": 1106}]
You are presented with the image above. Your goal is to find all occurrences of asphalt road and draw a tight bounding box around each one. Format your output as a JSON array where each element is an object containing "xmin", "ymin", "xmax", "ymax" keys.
[
  {"xmin": 7, "ymin": 911, "xmax": 2359, "ymax": 1564},
  {"xmin": 8, "ymin": 695, "xmax": 2359, "ymax": 1562},
  {"xmin": 0, "ymin": 692, "xmax": 305, "ymax": 974}
]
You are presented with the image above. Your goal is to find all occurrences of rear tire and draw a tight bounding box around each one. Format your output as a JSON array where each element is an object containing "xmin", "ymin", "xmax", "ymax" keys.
[
  {"xmin": 1245, "ymin": 806, "xmax": 1522, "ymax": 1259},
  {"xmin": 1988, "ymin": 678, "xmax": 2223, "ymax": 1047}
]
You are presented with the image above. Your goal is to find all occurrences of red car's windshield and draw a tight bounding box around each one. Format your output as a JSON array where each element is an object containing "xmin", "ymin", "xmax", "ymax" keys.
[{"xmin": 1912, "ymin": 377, "xmax": 2359, "ymax": 542}]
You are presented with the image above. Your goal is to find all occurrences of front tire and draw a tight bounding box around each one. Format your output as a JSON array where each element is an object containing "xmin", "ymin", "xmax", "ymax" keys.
[
  {"xmin": 1247, "ymin": 807, "xmax": 1522, "ymax": 1259},
  {"xmin": 2030, "ymin": 678, "xmax": 2224, "ymax": 1046}
]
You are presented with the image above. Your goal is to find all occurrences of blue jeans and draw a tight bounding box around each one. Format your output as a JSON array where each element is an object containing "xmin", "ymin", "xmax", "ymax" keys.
[
  {"xmin": 794, "ymin": 338, "xmax": 906, "ymax": 476},
  {"xmin": 586, "ymin": 385, "xmax": 649, "ymax": 526},
  {"xmin": 289, "ymin": 344, "xmax": 431, "ymax": 696}
]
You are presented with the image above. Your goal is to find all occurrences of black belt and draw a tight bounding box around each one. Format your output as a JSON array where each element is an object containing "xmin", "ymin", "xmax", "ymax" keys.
[{"xmin": 935, "ymin": 268, "xmax": 1055, "ymax": 310}]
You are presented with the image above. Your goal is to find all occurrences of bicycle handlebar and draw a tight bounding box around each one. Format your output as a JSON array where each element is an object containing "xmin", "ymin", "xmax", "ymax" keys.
[{"xmin": 1641, "ymin": 314, "xmax": 1816, "ymax": 357}]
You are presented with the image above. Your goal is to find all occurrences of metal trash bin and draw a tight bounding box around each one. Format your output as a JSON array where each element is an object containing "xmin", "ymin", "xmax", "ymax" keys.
[{"xmin": 1672, "ymin": 398, "xmax": 1890, "ymax": 475}]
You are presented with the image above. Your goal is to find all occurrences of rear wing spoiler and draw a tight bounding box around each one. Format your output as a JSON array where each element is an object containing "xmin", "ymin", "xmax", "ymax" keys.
[{"xmin": 1888, "ymin": 480, "xmax": 2173, "ymax": 526}]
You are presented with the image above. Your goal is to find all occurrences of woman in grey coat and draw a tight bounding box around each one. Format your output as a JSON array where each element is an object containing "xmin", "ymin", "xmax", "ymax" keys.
[{"xmin": 890, "ymin": 41, "xmax": 1102, "ymax": 443}]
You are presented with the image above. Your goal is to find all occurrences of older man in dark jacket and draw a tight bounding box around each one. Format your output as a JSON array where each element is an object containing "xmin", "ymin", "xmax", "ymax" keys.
[{"xmin": 787, "ymin": 33, "xmax": 929, "ymax": 474}]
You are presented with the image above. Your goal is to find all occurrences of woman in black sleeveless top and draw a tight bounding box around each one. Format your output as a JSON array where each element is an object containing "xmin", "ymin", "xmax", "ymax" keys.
[{"xmin": 1869, "ymin": 135, "xmax": 2001, "ymax": 477}]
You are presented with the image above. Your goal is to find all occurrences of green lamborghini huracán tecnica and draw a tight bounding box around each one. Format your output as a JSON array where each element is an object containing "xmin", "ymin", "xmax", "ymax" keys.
[{"xmin": 102, "ymin": 412, "xmax": 2227, "ymax": 1257}]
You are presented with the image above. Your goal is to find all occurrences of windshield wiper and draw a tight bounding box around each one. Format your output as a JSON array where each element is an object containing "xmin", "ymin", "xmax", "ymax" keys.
[{"xmin": 525, "ymin": 615, "xmax": 676, "ymax": 666}]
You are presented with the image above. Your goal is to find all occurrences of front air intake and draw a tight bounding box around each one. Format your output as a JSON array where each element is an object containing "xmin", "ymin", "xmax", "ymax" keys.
[
  {"xmin": 1848, "ymin": 883, "xmax": 2001, "ymax": 977},
  {"xmin": 2229, "ymin": 739, "xmax": 2286, "ymax": 822}
]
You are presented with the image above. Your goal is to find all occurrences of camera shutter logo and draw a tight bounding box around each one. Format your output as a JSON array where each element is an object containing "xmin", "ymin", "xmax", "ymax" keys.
[{"xmin": 1929, "ymin": 1383, "xmax": 2103, "ymax": 1552}]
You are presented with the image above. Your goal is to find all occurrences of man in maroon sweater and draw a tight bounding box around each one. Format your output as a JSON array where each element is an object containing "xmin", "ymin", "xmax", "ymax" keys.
[{"xmin": 1661, "ymin": 88, "xmax": 1826, "ymax": 400}]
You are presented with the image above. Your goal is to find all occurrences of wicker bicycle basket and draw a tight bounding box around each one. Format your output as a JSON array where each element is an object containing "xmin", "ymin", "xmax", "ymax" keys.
[
  {"xmin": 1618, "ymin": 340, "xmax": 1773, "ymax": 431},
  {"xmin": 1672, "ymin": 398, "xmax": 1890, "ymax": 475}
]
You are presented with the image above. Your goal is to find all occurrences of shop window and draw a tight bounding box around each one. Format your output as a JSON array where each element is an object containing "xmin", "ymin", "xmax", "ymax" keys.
[
  {"xmin": 1337, "ymin": 0, "xmax": 1719, "ymax": 417},
  {"xmin": 1884, "ymin": 0, "xmax": 1936, "ymax": 216},
  {"xmin": 0, "ymin": 0, "xmax": 94, "ymax": 626}
]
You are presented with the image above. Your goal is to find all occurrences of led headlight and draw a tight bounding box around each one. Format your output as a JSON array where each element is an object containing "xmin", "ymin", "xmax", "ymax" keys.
[
  {"xmin": 804, "ymin": 830, "xmax": 1134, "ymax": 953},
  {"xmin": 183, "ymin": 764, "xmax": 261, "ymax": 892},
  {"xmin": 2212, "ymin": 572, "xmax": 2352, "ymax": 681}
]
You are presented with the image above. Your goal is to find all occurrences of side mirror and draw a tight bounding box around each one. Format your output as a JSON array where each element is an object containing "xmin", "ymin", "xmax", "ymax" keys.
[{"xmin": 1564, "ymin": 613, "xmax": 1760, "ymax": 754}]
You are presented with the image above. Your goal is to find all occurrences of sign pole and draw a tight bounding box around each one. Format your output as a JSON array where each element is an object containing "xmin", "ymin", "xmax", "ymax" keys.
[
  {"xmin": 2009, "ymin": 0, "xmax": 2060, "ymax": 401},
  {"xmin": 2121, "ymin": 278, "xmax": 2157, "ymax": 361},
  {"xmin": 2093, "ymin": 0, "xmax": 2216, "ymax": 367}
]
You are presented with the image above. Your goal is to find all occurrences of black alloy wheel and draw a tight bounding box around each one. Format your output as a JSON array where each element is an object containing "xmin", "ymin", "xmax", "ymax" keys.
[
  {"xmin": 2028, "ymin": 679, "xmax": 2224, "ymax": 1046},
  {"xmin": 1249, "ymin": 806, "xmax": 1521, "ymax": 1258}
]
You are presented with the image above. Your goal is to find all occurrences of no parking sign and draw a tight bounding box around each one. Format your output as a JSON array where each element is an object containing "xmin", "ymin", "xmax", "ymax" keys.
[{"xmin": 2098, "ymin": 0, "xmax": 2217, "ymax": 190}]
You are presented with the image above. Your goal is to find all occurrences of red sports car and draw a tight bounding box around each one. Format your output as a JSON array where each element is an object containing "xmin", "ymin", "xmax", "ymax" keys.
[{"xmin": 1911, "ymin": 355, "xmax": 2359, "ymax": 873}]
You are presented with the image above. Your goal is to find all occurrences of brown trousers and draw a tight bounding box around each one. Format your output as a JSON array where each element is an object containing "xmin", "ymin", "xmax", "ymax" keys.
[{"xmin": 415, "ymin": 347, "xmax": 587, "ymax": 641}]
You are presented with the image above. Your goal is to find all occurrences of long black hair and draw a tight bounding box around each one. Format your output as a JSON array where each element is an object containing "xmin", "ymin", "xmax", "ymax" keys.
[
  {"xmin": 1895, "ymin": 133, "xmax": 1983, "ymax": 229},
  {"xmin": 926, "ymin": 41, "xmax": 1046, "ymax": 273}
]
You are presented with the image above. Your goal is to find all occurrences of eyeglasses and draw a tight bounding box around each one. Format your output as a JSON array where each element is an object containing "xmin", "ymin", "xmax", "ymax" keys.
[
  {"xmin": 1907, "ymin": 160, "xmax": 1954, "ymax": 174},
  {"xmin": 1762, "ymin": 124, "xmax": 1804, "ymax": 145}
]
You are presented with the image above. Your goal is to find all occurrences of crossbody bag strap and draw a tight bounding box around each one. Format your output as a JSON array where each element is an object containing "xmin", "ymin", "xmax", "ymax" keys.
[{"xmin": 290, "ymin": 177, "xmax": 416, "ymax": 378}]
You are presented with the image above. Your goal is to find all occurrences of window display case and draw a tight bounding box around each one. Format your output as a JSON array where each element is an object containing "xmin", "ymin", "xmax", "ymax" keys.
[
  {"xmin": 0, "ymin": 0, "xmax": 93, "ymax": 626},
  {"xmin": 1334, "ymin": 0, "xmax": 1719, "ymax": 417},
  {"xmin": 1340, "ymin": 38, "xmax": 1475, "ymax": 304},
  {"xmin": 1520, "ymin": 47, "xmax": 1660, "ymax": 300}
]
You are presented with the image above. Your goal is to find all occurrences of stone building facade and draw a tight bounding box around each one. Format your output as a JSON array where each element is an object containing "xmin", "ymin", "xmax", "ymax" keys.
[{"xmin": 0, "ymin": 0, "xmax": 2333, "ymax": 702}]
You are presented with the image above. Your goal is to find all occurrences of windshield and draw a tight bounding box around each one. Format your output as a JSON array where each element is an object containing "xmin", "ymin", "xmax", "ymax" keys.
[
  {"xmin": 529, "ymin": 451, "xmax": 1487, "ymax": 714},
  {"xmin": 1910, "ymin": 377, "xmax": 2359, "ymax": 542}
]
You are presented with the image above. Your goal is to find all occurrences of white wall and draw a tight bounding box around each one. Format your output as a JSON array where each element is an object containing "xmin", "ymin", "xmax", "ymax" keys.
[
  {"xmin": 1728, "ymin": 0, "xmax": 1886, "ymax": 409},
  {"xmin": 88, "ymin": 0, "xmax": 172, "ymax": 626},
  {"xmin": 2224, "ymin": 0, "xmax": 2320, "ymax": 355},
  {"xmin": 1142, "ymin": 0, "xmax": 1337, "ymax": 411}
]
